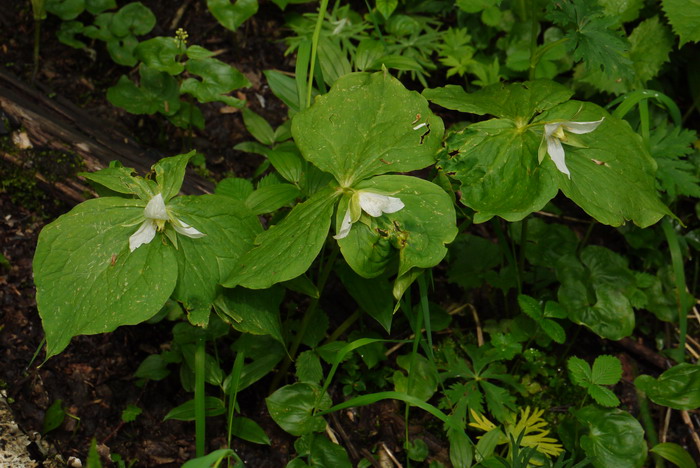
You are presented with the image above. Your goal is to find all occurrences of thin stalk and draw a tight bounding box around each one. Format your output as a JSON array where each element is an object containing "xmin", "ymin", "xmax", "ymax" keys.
[
  {"xmin": 32, "ymin": 19, "xmax": 41, "ymax": 82},
  {"xmin": 194, "ymin": 334, "xmax": 207, "ymax": 457},
  {"xmin": 417, "ymin": 274, "xmax": 434, "ymax": 363},
  {"xmin": 306, "ymin": 0, "xmax": 330, "ymax": 108},
  {"xmin": 661, "ymin": 218, "xmax": 689, "ymax": 362},
  {"xmin": 637, "ymin": 388, "xmax": 665, "ymax": 468},
  {"xmin": 639, "ymin": 98, "xmax": 650, "ymax": 143},
  {"xmin": 403, "ymin": 287, "xmax": 423, "ymax": 467},
  {"xmin": 576, "ymin": 222, "xmax": 595, "ymax": 255},
  {"xmin": 323, "ymin": 309, "xmax": 360, "ymax": 345},
  {"xmin": 527, "ymin": 0, "xmax": 538, "ymax": 81},
  {"xmin": 271, "ymin": 244, "xmax": 340, "ymax": 390},
  {"xmin": 226, "ymin": 352, "xmax": 245, "ymax": 451}
]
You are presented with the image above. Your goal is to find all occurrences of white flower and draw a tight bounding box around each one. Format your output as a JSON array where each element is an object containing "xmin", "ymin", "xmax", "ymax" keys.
[
  {"xmin": 129, "ymin": 193, "xmax": 205, "ymax": 252},
  {"xmin": 542, "ymin": 118, "xmax": 604, "ymax": 178},
  {"xmin": 334, "ymin": 191, "xmax": 404, "ymax": 240}
]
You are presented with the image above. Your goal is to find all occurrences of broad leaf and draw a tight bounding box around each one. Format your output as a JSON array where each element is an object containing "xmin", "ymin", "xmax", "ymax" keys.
[
  {"xmin": 266, "ymin": 383, "xmax": 332, "ymax": 436},
  {"xmin": 168, "ymin": 195, "xmax": 261, "ymax": 310},
  {"xmin": 575, "ymin": 406, "xmax": 647, "ymax": 468},
  {"xmin": 206, "ymin": 0, "xmax": 259, "ymax": 32},
  {"xmin": 557, "ymin": 246, "xmax": 638, "ymax": 340},
  {"xmin": 135, "ymin": 37, "xmax": 185, "ymax": 75},
  {"xmin": 109, "ymin": 2, "xmax": 155, "ymax": 37},
  {"xmin": 635, "ymin": 363, "xmax": 700, "ymax": 410},
  {"xmin": 214, "ymin": 286, "xmax": 285, "ymax": 347},
  {"xmin": 650, "ymin": 443, "xmax": 697, "ymax": 468},
  {"xmin": 34, "ymin": 198, "xmax": 178, "ymax": 358},
  {"xmin": 661, "ymin": 0, "xmax": 700, "ymax": 47},
  {"xmin": 224, "ymin": 187, "xmax": 339, "ymax": 289},
  {"xmin": 181, "ymin": 58, "xmax": 250, "ymax": 107},
  {"xmin": 292, "ymin": 71, "xmax": 444, "ymax": 187}
]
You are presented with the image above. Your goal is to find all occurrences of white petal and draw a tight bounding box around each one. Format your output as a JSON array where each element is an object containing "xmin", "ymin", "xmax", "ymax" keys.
[
  {"xmin": 358, "ymin": 192, "xmax": 404, "ymax": 217},
  {"xmin": 546, "ymin": 136, "xmax": 570, "ymax": 178},
  {"xmin": 333, "ymin": 208, "xmax": 353, "ymax": 240},
  {"xmin": 544, "ymin": 122, "xmax": 562, "ymax": 138},
  {"xmin": 172, "ymin": 218, "xmax": 206, "ymax": 238},
  {"xmin": 129, "ymin": 219, "xmax": 157, "ymax": 252},
  {"xmin": 563, "ymin": 118, "xmax": 604, "ymax": 134},
  {"xmin": 144, "ymin": 193, "xmax": 169, "ymax": 220}
]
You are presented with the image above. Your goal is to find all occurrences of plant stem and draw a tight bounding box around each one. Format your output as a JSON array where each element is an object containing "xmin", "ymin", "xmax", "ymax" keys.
[
  {"xmin": 271, "ymin": 244, "xmax": 339, "ymax": 390},
  {"xmin": 661, "ymin": 218, "xmax": 689, "ymax": 362},
  {"xmin": 194, "ymin": 334, "xmax": 206, "ymax": 458},
  {"xmin": 307, "ymin": 0, "xmax": 330, "ymax": 108},
  {"xmin": 637, "ymin": 388, "xmax": 665, "ymax": 468},
  {"xmin": 32, "ymin": 19, "xmax": 41, "ymax": 82},
  {"xmin": 324, "ymin": 309, "xmax": 360, "ymax": 345}
]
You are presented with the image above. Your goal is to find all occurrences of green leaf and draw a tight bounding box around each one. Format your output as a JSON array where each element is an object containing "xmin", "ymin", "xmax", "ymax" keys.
[
  {"xmin": 266, "ymin": 383, "xmax": 332, "ymax": 436},
  {"xmin": 164, "ymin": 396, "xmax": 225, "ymax": 421},
  {"xmin": 267, "ymin": 147, "xmax": 304, "ymax": 184},
  {"xmin": 42, "ymin": 400, "xmax": 65, "ymax": 434},
  {"xmin": 338, "ymin": 176, "xmax": 457, "ymax": 281},
  {"xmin": 134, "ymin": 354, "xmax": 172, "ymax": 381},
  {"xmin": 661, "ymin": 0, "xmax": 700, "ymax": 47},
  {"xmin": 591, "ymin": 355, "xmax": 623, "ymax": 386},
  {"xmin": 80, "ymin": 165, "xmax": 155, "ymax": 199},
  {"xmin": 109, "ymin": 2, "xmax": 155, "ymax": 37},
  {"xmin": 206, "ymin": 0, "xmax": 259, "ymax": 32},
  {"xmin": 306, "ymin": 436, "xmax": 352, "ymax": 467},
  {"xmin": 393, "ymin": 354, "xmax": 439, "ymax": 401},
  {"xmin": 296, "ymin": 350, "xmax": 323, "ymax": 384},
  {"xmin": 214, "ymin": 286, "xmax": 285, "ymax": 347},
  {"xmin": 34, "ymin": 198, "xmax": 178, "ymax": 358},
  {"xmin": 121, "ymin": 404, "xmax": 142, "ymax": 422},
  {"xmin": 535, "ymin": 101, "xmax": 671, "ymax": 228},
  {"xmin": 216, "ymin": 177, "xmax": 254, "ymax": 201},
  {"xmin": 587, "ymin": 385, "xmax": 620, "ymax": 408},
  {"xmin": 224, "ymin": 187, "xmax": 339, "ymax": 289},
  {"xmin": 650, "ymin": 443, "xmax": 697, "ymax": 468},
  {"xmin": 292, "ymin": 72, "xmax": 444, "ymax": 187},
  {"xmin": 245, "ymin": 183, "xmax": 301, "ymax": 215},
  {"xmin": 376, "ymin": 0, "xmax": 398, "ymax": 19},
  {"xmin": 168, "ymin": 195, "xmax": 261, "ymax": 310},
  {"xmin": 567, "ymin": 356, "xmax": 592, "ymax": 387},
  {"xmin": 635, "ymin": 363, "xmax": 700, "ymax": 410},
  {"xmin": 557, "ymin": 246, "xmax": 638, "ymax": 340},
  {"xmin": 628, "ymin": 17, "xmax": 673, "ymax": 84},
  {"xmin": 85, "ymin": 0, "xmax": 116, "ymax": 14},
  {"xmin": 182, "ymin": 449, "xmax": 235, "ymax": 468},
  {"xmin": 46, "ymin": 0, "xmax": 85, "ymax": 20},
  {"xmin": 447, "ymin": 425, "xmax": 473, "ymax": 468},
  {"xmin": 230, "ymin": 416, "xmax": 271, "ymax": 445},
  {"xmin": 154, "ymin": 152, "xmax": 194, "ymax": 201},
  {"xmin": 597, "ymin": 0, "xmax": 643, "ymax": 24},
  {"xmin": 57, "ymin": 21, "xmax": 87, "ymax": 49},
  {"xmin": 547, "ymin": 0, "xmax": 633, "ymax": 78},
  {"xmin": 264, "ymin": 70, "xmax": 302, "ymax": 113},
  {"xmin": 242, "ymin": 108, "xmax": 275, "ymax": 146},
  {"xmin": 575, "ymin": 406, "xmax": 647, "ymax": 468},
  {"xmin": 107, "ymin": 65, "xmax": 180, "ymax": 116},
  {"xmin": 105, "ymin": 35, "xmax": 140, "ymax": 67},
  {"xmin": 135, "ymin": 37, "xmax": 186, "ymax": 75},
  {"xmin": 336, "ymin": 264, "xmax": 394, "ymax": 332},
  {"xmin": 424, "ymin": 80, "xmax": 573, "ymax": 121},
  {"xmin": 181, "ymin": 58, "xmax": 250, "ymax": 107}
]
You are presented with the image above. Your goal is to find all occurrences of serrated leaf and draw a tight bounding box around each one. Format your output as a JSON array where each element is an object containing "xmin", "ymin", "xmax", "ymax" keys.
[
  {"xmin": 293, "ymin": 72, "xmax": 444, "ymax": 187},
  {"xmin": 296, "ymin": 351, "xmax": 323, "ymax": 384},
  {"xmin": 661, "ymin": 0, "xmax": 700, "ymax": 47},
  {"xmin": 597, "ymin": 0, "xmax": 643, "ymax": 24},
  {"xmin": 591, "ymin": 355, "xmax": 622, "ymax": 386},
  {"xmin": 628, "ymin": 17, "xmax": 673, "ymax": 84},
  {"xmin": 547, "ymin": 0, "xmax": 633, "ymax": 78},
  {"xmin": 34, "ymin": 198, "xmax": 178, "ymax": 358},
  {"xmin": 567, "ymin": 356, "xmax": 592, "ymax": 387},
  {"xmin": 540, "ymin": 319, "xmax": 566, "ymax": 344},
  {"xmin": 223, "ymin": 187, "xmax": 339, "ymax": 289},
  {"xmin": 588, "ymin": 385, "xmax": 620, "ymax": 407},
  {"xmin": 121, "ymin": 404, "xmax": 142, "ymax": 422},
  {"xmin": 517, "ymin": 294, "xmax": 542, "ymax": 321}
]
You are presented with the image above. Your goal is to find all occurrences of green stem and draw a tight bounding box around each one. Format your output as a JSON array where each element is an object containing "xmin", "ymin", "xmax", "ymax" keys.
[
  {"xmin": 307, "ymin": 0, "xmax": 330, "ymax": 108},
  {"xmin": 226, "ymin": 351, "xmax": 245, "ymax": 452},
  {"xmin": 32, "ymin": 19, "xmax": 41, "ymax": 82},
  {"xmin": 527, "ymin": 0, "xmax": 538, "ymax": 81},
  {"xmin": 637, "ymin": 388, "xmax": 665, "ymax": 468},
  {"xmin": 323, "ymin": 309, "xmax": 360, "ymax": 345},
  {"xmin": 639, "ymin": 98, "xmax": 650, "ymax": 144},
  {"xmin": 271, "ymin": 244, "xmax": 340, "ymax": 390},
  {"xmin": 194, "ymin": 334, "xmax": 206, "ymax": 457},
  {"xmin": 529, "ymin": 38, "xmax": 568, "ymax": 79},
  {"xmin": 661, "ymin": 218, "xmax": 689, "ymax": 362}
]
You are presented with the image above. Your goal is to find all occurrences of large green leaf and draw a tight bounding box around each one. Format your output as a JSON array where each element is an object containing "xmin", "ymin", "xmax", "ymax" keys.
[
  {"xmin": 337, "ymin": 176, "xmax": 457, "ymax": 279},
  {"xmin": 535, "ymin": 101, "xmax": 671, "ymax": 227},
  {"xmin": 206, "ymin": 0, "xmax": 258, "ymax": 32},
  {"xmin": 661, "ymin": 0, "xmax": 700, "ymax": 47},
  {"xmin": 635, "ymin": 363, "xmax": 700, "ymax": 410},
  {"xmin": 223, "ymin": 188, "xmax": 339, "ymax": 289},
  {"xmin": 424, "ymin": 80, "xmax": 573, "ymax": 121},
  {"xmin": 214, "ymin": 286, "xmax": 285, "ymax": 347},
  {"xmin": 266, "ymin": 383, "xmax": 332, "ymax": 436},
  {"xmin": 575, "ymin": 406, "xmax": 647, "ymax": 468},
  {"xmin": 107, "ymin": 65, "xmax": 180, "ymax": 116},
  {"xmin": 180, "ymin": 58, "xmax": 250, "ymax": 107},
  {"xmin": 556, "ymin": 246, "xmax": 637, "ymax": 340},
  {"xmin": 34, "ymin": 198, "xmax": 178, "ymax": 358},
  {"xmin": 168, "ymin": 195, "xmax": 261, "ymax": 310},
  {"xmin": 135, "ymin": 37, "xmax": 185, "ymax": 75},
  {"xmin": 292, "ymin": 71, "xmax": 444, "ymax": 187}
]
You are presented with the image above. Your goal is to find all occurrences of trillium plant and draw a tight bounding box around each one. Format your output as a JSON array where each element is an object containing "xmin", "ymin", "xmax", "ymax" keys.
[{"xmin": 539, "ymin": 118, "xmax": 605, "ymax": 178}]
